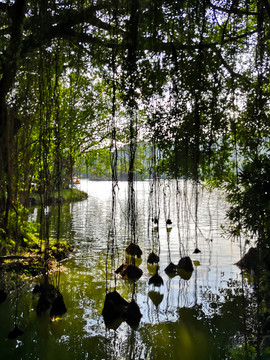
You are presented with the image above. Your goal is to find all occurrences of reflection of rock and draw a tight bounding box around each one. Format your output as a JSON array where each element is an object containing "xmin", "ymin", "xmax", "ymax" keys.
[
  {"xmin": 193, "ymin": 260, "xmax": 200, "ymax": 267},
  {"xmin": 177, "ymin": 256, "xmax": 194, "ymax": 272},
  {"xmin": 147, "ymin": 252, "xmax": 159, "ymax": 264},
  {"xmin": 36, "ymin": 282, "xmax": 66, "ymax": 317},
  {"xmin": 148, "ymin": 291, "xmax": 164, "ymax": 307},
  {"xmin": 165, "ymin": 262, "xmax": 177, "ymax": 276},
  {"xmin": 125, "ymin": 299, "xmax": 142, "ymax": 328},
  {"xmin": 147, "ymin": 263, "xmax": 159, "ymax": 275},
  {"xmin": 126, "ymin": 254, "xmax": 142, "ymax": 267},
  {"xmin": 126, "ymin": 243, "xmax": 142, "ymax": 258},
  {"xmin": 7, "ymin": 324, "xmax": 24, "ymax": 339},
  {"xmin": 149, "ymin": 272, "xmax": 163, "ymax": 287},
  {"xmin": 115, "ymin": 263, "xmax": 143, "ymax": 280},
  {"xmin": 102, "ymin": 291, "xmax": 142, "ymax": 329},
  {"xmin": 36, "ymin": 284, "xmax": 57, "ymax": 314},
  {"xmin": 236, "ymin": 247, "xmax": 259, "ymax": 272},
  {"xmin": 50, "ymin": 292, "xmax": 67, "ymax": 318},
  {"xmin": 105, "ymin": 317, "xmax": 124, "ymax": 330},
  {"xmin": 177, "ymin": 268, "xmax": 193, "ymax": 280}
]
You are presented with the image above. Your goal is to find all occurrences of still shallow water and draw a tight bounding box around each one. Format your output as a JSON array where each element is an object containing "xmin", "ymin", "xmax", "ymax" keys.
[{"xmin": 0, "ymin": 180, "xmax": 253, "ymax": 359}]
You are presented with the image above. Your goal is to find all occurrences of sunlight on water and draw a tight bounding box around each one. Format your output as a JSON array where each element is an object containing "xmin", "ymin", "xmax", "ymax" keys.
[{"xmin": 0, "ymin": 179, "xmax": 254, "ymax": 359}]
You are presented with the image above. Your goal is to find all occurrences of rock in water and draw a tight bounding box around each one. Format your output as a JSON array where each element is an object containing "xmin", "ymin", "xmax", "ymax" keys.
[
  {"xmin": 124, "ymin": 264, "xmax": 143, "ymax": 280},
  {"xmin": 125, "ymin": 243, "xmax": 142, "ymax": 258},
  {"xmin": 147, "ymin": 252, "xmax": 160, "ymax": 264},
  {"xmin": 235, "ymin": 247, "xmax": 259, "ymax": 272},
  {"xmin": 177, "ymin": 256, "xmax": 194, "ymax": 272},
  {"xmin": 116, "ymin": 263, "xmax": 143, "ymax": 280},
  {"xmin": 102, "ymin": 291, "xmax": 128, "ymax": 326},
  {"xmin": 165, "ymin": 262, "xmax": 177, "ymax": 275},
  {"xmin": 115, "ymin": 263, "xmax": 124, "ymax": 274}
]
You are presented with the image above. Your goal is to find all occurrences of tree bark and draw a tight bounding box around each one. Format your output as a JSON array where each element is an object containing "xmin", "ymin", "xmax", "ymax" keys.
[{"xmin": 0, "ymin": 0, "xmax": 26, "ymax": 217}]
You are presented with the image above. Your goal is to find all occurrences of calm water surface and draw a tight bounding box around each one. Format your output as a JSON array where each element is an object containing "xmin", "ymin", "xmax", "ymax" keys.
[{"xmin": 0, "ymin": 180, "xmax": 253, "ymax": 359}]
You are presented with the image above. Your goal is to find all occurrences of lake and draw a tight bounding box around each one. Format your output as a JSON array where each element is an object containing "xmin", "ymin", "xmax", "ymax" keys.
[{"xmin": 0, "ymin": 179, "xmax": 254, "ymax": 359}]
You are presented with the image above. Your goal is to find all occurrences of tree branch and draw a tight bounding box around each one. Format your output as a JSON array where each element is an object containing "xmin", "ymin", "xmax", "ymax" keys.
[
  {"xmin": 0, "ymin": 0, "xmax": 27, "ymax": 96},
  {"xmin": 209, "ymin": 1, "xmax": 258, "ymax": 16}
]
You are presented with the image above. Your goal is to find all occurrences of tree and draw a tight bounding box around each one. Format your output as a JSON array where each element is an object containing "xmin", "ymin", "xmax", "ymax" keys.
[{"xmin": 0, "ymin": 0, "xmax": 269, "ymax": 249}]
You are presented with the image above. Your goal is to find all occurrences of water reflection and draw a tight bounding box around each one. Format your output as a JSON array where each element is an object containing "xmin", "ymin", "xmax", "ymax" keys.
[{"xmin": 0, "ymin": 179, "xmax": 254, "ymax": 359}]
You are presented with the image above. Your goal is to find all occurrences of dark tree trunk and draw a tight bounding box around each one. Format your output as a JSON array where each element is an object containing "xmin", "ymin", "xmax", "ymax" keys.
[{"xmin": 0, "ymin": 0, "xmax": 26, "ymax": 218}]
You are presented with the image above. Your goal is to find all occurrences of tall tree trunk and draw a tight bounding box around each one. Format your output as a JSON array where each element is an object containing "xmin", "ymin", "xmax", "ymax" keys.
[{"xmin": 0, "ymin": 0, "xmax": 26, "ymax": 219}]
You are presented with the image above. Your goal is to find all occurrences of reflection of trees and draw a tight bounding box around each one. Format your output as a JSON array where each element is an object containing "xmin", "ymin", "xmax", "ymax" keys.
[
  {"xmin": 140, "ymin": 289, "xmax": 254, "ymax": 360},
  {"xmin": 137, "ymin": 273, "xmax": 256, "ymax": 360}
]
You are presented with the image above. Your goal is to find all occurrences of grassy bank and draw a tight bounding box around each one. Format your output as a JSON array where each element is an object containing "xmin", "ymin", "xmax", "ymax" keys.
[{"xmin": 28, "ymin": 187, "xmax": 88, "ymax": 206}]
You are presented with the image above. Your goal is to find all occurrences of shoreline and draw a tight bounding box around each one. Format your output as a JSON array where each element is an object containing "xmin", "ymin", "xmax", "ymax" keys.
[{"xmin": 0, "ymin": 187, "xmax": 86, "ymax": 301}]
